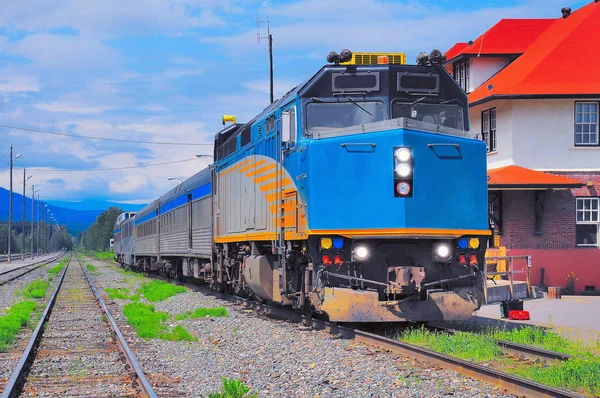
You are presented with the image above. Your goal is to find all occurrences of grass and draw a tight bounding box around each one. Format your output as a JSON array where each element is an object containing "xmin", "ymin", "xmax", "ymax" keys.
[
  {"xmin": 19, "ymin": 279, "xmax": 50, "ymax": 299},
  {"xmin": 105, "ymin": 287, "xmax": 132, "ymax": 300},
  {"xmin": 122, "ymin": 302, "xmax": 197, "ymax": 342},
  {"xmin": 92, "ymin": 251, "xmax": 114, "ymax": 261},
  {"xmin": 138, "ymin": 280, "xmax": 186, "ymax": 302},
  {"xmin": 398, "ymin": 326, "xmax": 600, "ymax": 396},
  {"xmin": 399, "ymin": 326, "xmax": 501, "ymax": 362},
  {"xmin": 86, "ymin": 263, "xmax": 99, "ymax": 275},
  {"xmin": 203, "ymin": 377, "xmax": 258, "ymax": 398},
  {"xmin": 175, "ymin": 307, "xmax": 229, "ymax": 321},
  {"xmin": 0, "ymin": 301, "xmax": 36, "ymax": 351},
  {"xmin": 48, "ymin": 258, "xmax": 68, "ymax": 277}
]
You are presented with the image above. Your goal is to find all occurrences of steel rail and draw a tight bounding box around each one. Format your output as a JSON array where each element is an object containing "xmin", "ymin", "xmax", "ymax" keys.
[
  {"xmin": 0, "ymin": 253, "xmax": 65, "ymax": 287},
  {"xmin": 76, "ymin": 255, "xmax": 158, "ymax": 398},
  {"xmin": 1, "ymin": 254, "xmax": 71, "ymax": 398},
  {"xmin": 97, "ymin": 257, "xmax": 584, "ymax": 398}
]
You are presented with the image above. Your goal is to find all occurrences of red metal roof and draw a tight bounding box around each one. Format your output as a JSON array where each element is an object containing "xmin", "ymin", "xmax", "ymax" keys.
[
  {"xmin": 488, "ymin": 165, "xmax": 584, "ymax": 190},
  {"xmin": 445, "ymin": 19, "xmax": 554, "ymax": 62},
  {"xmin": 469, "ymin": 1, "xmax": 600, "ymax": 104}
]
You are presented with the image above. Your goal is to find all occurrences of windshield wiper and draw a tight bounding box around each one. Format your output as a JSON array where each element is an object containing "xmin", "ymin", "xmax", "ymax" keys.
[
  {"xmin": 310, "ymin": 96, "xmax": 373, "ymax": 116},
  {"xmin": 346, "ymin": 96, "xmax": 372, "ymax": 116},
  {"xmin": 397, "ymin": 96, "xmax": 427, "ymax": 109}
]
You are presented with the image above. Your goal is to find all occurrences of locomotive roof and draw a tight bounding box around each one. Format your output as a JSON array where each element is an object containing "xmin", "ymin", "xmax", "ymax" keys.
[
  {"xmin": 213, "ymin": 62, "xmax": 460, "ymax": 144},
  {"xmin": 159, "ymin": 167, "xmax": 211, "ymax": 207}
]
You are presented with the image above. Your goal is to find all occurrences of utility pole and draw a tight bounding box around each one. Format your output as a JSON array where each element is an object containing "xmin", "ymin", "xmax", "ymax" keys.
[
  {"xmin": 37, "ymin": 195, "xmax": 40, "ymax": 257},
  {"xmin": 8, "ymin": 146, "xmax": 12, "ymax": 264},
  {"xmin": 21, "ymin": 169, "xmax": 25, "ymax": 261},
  {"xmin": 8, "ymin": 147, "xmax": 21, "ymax": 263},
  {"xmin": 31, "ymin": 185, "xmax": 35, "ymax": 260},
  {"xmin": 257, "ymin": 17, "xmax": 274, "ymax": 104}
]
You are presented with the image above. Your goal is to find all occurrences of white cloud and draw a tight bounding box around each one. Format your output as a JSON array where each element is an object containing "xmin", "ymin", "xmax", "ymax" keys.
[
  {"xmin": 0, "ymin": 75, "xmax": 41, "ymax": 93},
  {"xmin": 109, "ymin": 174, "xmax": 151, "ymax": 194},
  {"xmin": 35, "ymin": 101, "xmax": 111, "ymax": 115}
]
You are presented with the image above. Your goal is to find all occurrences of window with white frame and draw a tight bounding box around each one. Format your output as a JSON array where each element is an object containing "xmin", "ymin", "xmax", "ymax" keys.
[
  {"xmin": 575, "ymin": 102, "xmax": 599, "ymax": 146},
  {"xmin": 481, "ymin": 108, "xmax": 497, "ymax": 153},
  {"xmin": 453, "ymin": 59, "xmax": 470, "ymax": 92},
  {"xmin": 576, "ymin": 197, "xmax": 599, "ymax": 247}
]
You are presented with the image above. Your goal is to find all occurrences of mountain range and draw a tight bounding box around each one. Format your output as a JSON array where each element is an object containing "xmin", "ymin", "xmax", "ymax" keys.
[{"xmin": 0, "ymin": 187, "xmax": 145, "ymax": 236}]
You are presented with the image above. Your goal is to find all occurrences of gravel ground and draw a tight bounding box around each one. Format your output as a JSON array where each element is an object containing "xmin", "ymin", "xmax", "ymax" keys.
[
  {"xmin": 87, "ymin": 257, "xmax": 515, "ymax": 398},
  {"xmin": 0, "ymin": 255, "xmax": 66, "ymax": 392}
]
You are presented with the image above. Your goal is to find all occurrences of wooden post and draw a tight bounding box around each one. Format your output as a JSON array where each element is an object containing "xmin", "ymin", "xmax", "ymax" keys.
[
  {"xmin": 483, "ymin": 255, "xmax": 488, "ymax": 304},
  {"xmin": 508, "ymin": 257, "xmax": 514, "ymax": 300},
  {"xmin": 525, "ymin": 256, "xmax": 531, "ymax": 298}
]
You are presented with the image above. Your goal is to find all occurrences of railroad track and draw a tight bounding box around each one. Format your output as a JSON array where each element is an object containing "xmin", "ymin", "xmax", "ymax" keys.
[
  {"xmin": 93, "ymin": 257, "xmax": 584, "ymax": 398},
  {"xmin": 0, "ymin": 253, "xmax": 65, "ymax": 287},
  {"xmin": 0, "ymin": 253, "xmax": 179, "ymax": 398}
]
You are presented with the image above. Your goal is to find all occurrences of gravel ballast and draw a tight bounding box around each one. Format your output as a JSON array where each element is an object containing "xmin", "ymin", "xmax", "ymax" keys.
[{"xmin": 87, "ymin": 256, "xmax": 515, "ymax": 398}]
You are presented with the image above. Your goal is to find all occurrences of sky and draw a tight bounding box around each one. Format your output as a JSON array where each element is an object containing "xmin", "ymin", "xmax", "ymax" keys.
[{"xmin": 0, "ymin": 0, "xmax": 589, "ymax": 206}]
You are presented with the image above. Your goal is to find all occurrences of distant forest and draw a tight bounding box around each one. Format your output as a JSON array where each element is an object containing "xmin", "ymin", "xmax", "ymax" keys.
[
  {"xmin": 0, "ymin": 221, "xmax": 73, "ymax": 254},
  {"xmin": 77, "ymin": 207, "xmax": 123, "ymax": 251}
]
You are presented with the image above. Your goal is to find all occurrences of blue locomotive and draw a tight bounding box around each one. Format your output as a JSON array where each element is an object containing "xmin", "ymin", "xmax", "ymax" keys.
[{"xmin": 114, "ymin": 50, "xmax": 490, "ymax": 323}]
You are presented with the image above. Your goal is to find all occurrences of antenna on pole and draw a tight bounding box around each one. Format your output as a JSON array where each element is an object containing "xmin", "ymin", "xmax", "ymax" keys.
[{"xmin": 257, "ymin": 16, "xmax": 274, "ymax": 104}]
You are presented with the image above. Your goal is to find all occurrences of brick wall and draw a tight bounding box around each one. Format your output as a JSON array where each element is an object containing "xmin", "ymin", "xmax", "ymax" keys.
[{"xmin": 495, "ymin": 190, "xmax": 576, "ymax": 249}]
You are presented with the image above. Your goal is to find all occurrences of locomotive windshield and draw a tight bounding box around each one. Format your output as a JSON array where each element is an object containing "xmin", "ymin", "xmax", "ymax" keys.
[
  {"xmin": 306, "ymin": 101, "xmax": 385, "ymax": 134},
  {"xmin": 392, "ymin": 101, "xmax": 465, "ymax": 130}
]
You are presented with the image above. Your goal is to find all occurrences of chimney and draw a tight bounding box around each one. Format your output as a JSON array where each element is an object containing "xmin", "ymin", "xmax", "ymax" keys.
[{"xmin": 561, "ymin": 7, "xmax": 571, "ymax": 18}]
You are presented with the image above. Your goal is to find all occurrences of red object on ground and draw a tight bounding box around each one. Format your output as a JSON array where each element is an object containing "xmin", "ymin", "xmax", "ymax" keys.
[{"xmin": 508, "ymin": 310, "xmax": 530, "ymax": 320}]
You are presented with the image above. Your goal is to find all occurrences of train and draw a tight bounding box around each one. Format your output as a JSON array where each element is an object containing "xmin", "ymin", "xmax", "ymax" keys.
[{"xmin": 113, "ymin": 49, "xmax": 491, "ymax": 323}]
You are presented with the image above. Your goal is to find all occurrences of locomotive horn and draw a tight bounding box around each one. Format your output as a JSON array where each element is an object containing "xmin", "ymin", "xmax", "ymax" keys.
[
  {"xmin": 339, "ymin": 49, "xmax": 352, "ymax": 63},
  {"xmin": 416, "ymin": 52, "xmax": 429, "ymax": 66},
  {"xmin": 327, "ymin": 51, "xmax": 340, "ymax": 64}
]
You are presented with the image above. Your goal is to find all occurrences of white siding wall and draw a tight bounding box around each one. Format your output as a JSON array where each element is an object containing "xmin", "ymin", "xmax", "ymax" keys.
[
  {"xmin": 511, "ymin": 99, "xmax": 600, "ymax": 171},
  {"xmin": 469, "ymin": 98, "xmax": 600, "ymax": 171},
  {"xmin": 468, "ymin": 57, "xmax": 512, "ymax": 93},
  {"xmin": 470, "ymin": 100, "xmax": 515, "ymax": 169}
]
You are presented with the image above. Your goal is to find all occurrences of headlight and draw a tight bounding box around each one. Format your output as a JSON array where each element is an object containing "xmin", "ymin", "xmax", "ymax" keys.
[
  {"xmin": 353, "ymin": 245, "xmax": 370, "ymax": 261},
  {"xmin": 394, "ymin": 147, "xmax": 412, "ymax": 162},
  {"xmin": 432, "ymin": 242, "xmax": 453, "ymax": 262},
  {"xmin": 395, "ymin": 164, "xmax": 412, "ymax": 177}
]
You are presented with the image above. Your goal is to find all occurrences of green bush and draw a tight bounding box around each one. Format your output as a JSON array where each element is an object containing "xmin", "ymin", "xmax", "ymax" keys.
[
  {"xmin": 20, "ymin": 280, "xmax": 50, "ymax": 299},
  {"xmin": 204, "ymin": 377, "xmax": 258, "ymax": 398}
]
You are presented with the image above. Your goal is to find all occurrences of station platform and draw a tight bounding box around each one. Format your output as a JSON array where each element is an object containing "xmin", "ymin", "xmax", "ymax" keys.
[
  {"xmin": 485, "ymin": 279, "xmax": 530, "ymax": 303},
  {"xmin": 435, "ymin": 295, "xmax": 600, "ymax": 344},
  {"xmin": 0, "ymin": 253, "xmax": 61, "ymax": 273}
]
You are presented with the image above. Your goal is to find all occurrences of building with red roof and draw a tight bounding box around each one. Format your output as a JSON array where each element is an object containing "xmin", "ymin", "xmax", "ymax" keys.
[{"xmin": 445, "ymin": 1, "xmax": 600, "ymax": 294}]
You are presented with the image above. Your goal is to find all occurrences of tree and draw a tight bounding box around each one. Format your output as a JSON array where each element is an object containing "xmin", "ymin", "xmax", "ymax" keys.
[{"xmin": 80, "ymin": 207, "xmax": 123, "ymax": 251}]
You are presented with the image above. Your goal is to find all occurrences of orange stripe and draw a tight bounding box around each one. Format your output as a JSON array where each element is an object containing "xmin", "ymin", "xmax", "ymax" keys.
[
  {"xmin": 219, "ymin": 159, "xmax": 252, "ymax": 176},
  {"xmin": 246, "ymin": 164, "xmax": 275, "ymax": 177},
  {"xmin": 260, "ymin": 178, "xmax": 292, "ymax": 192},
  {"xmin": 269, "ymin": 204, "xmax": 280, "ymax": 214},
  {"xmin": 214, "ymin": 231, "xmax": 276, "ymax": 243},
  {"xmin": 238, "ymin": 160, "xmax": 266, "ymax": 173},
  {"xmin": 264, "ymin": 192, "xmax": 279, "ymax": 202},
  {"xmin": 309, "ymin": 228, "xmax": 492, "ymax": 237},
  {"xmin": 253, "ymin": 170, "xmax": 284, "ymax": 184}
]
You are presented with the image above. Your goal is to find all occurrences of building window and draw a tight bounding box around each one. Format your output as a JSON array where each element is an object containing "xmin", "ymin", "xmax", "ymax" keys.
[
  {"xmin": 453, "ymin": 59, "xmax": 470, "ymax": 92},
  {"xmin": 575, "ymin": 102, "xmax": 599, "ymax": 146},
  {"xmin": 481, "ymin": 108, "xmax": 497, "ymax": 153},
  {"xmin": 576, "ymin": 197, "xmax": 599, "ymax": 247}
]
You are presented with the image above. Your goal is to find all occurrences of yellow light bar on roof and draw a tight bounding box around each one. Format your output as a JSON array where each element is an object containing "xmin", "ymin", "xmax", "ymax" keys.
[
  {"xmin": 340, "ymin": 52, "xmax": 406, "ymax": 65},
  {"xmin": 222, "ymin": 115, "xmax": 236, "ymax": 125}
]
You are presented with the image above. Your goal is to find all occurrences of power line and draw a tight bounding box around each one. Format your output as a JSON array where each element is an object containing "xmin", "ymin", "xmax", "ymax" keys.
[
  {"xmin": 0, "ymin": 124, "xmax": 213, "ymax": 146},
  {"xmin": 1, "ymin": 158, "xmax": 199, "ymax": 172}
]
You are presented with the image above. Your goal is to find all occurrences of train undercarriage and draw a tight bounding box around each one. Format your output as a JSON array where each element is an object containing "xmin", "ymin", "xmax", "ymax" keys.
[{"xmin": 119, "ymin": 235, "xmax": 486, "ymax": 323}]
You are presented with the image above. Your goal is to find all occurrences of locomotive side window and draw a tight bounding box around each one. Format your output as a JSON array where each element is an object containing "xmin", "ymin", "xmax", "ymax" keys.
[
  {"xmin": 391, "ymin": 101, "xmax": 465, "ymax": 130},
  {"xmin": 306, "ymin": 101, "xmax": 385, "ymax": 135}
]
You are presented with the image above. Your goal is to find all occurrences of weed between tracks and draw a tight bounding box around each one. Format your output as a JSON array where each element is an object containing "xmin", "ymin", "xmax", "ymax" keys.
[
  {"xmin": 138, "ymin": 280, "xmax": 186, "ymax": 302},
  {"xmin": 19, "ymin": 280, "xmax": 50, "ymax": 299},
  {"xmin": 398, "ymin": 326, "xmax": 600, "ymax": 396},
  {"xmin": 202, "ymin": 377, "xmax": 258, "ymax": 398},
  {"xmin": 123, "ymin": 302, "xmax": 197, "ymax": 342}
]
